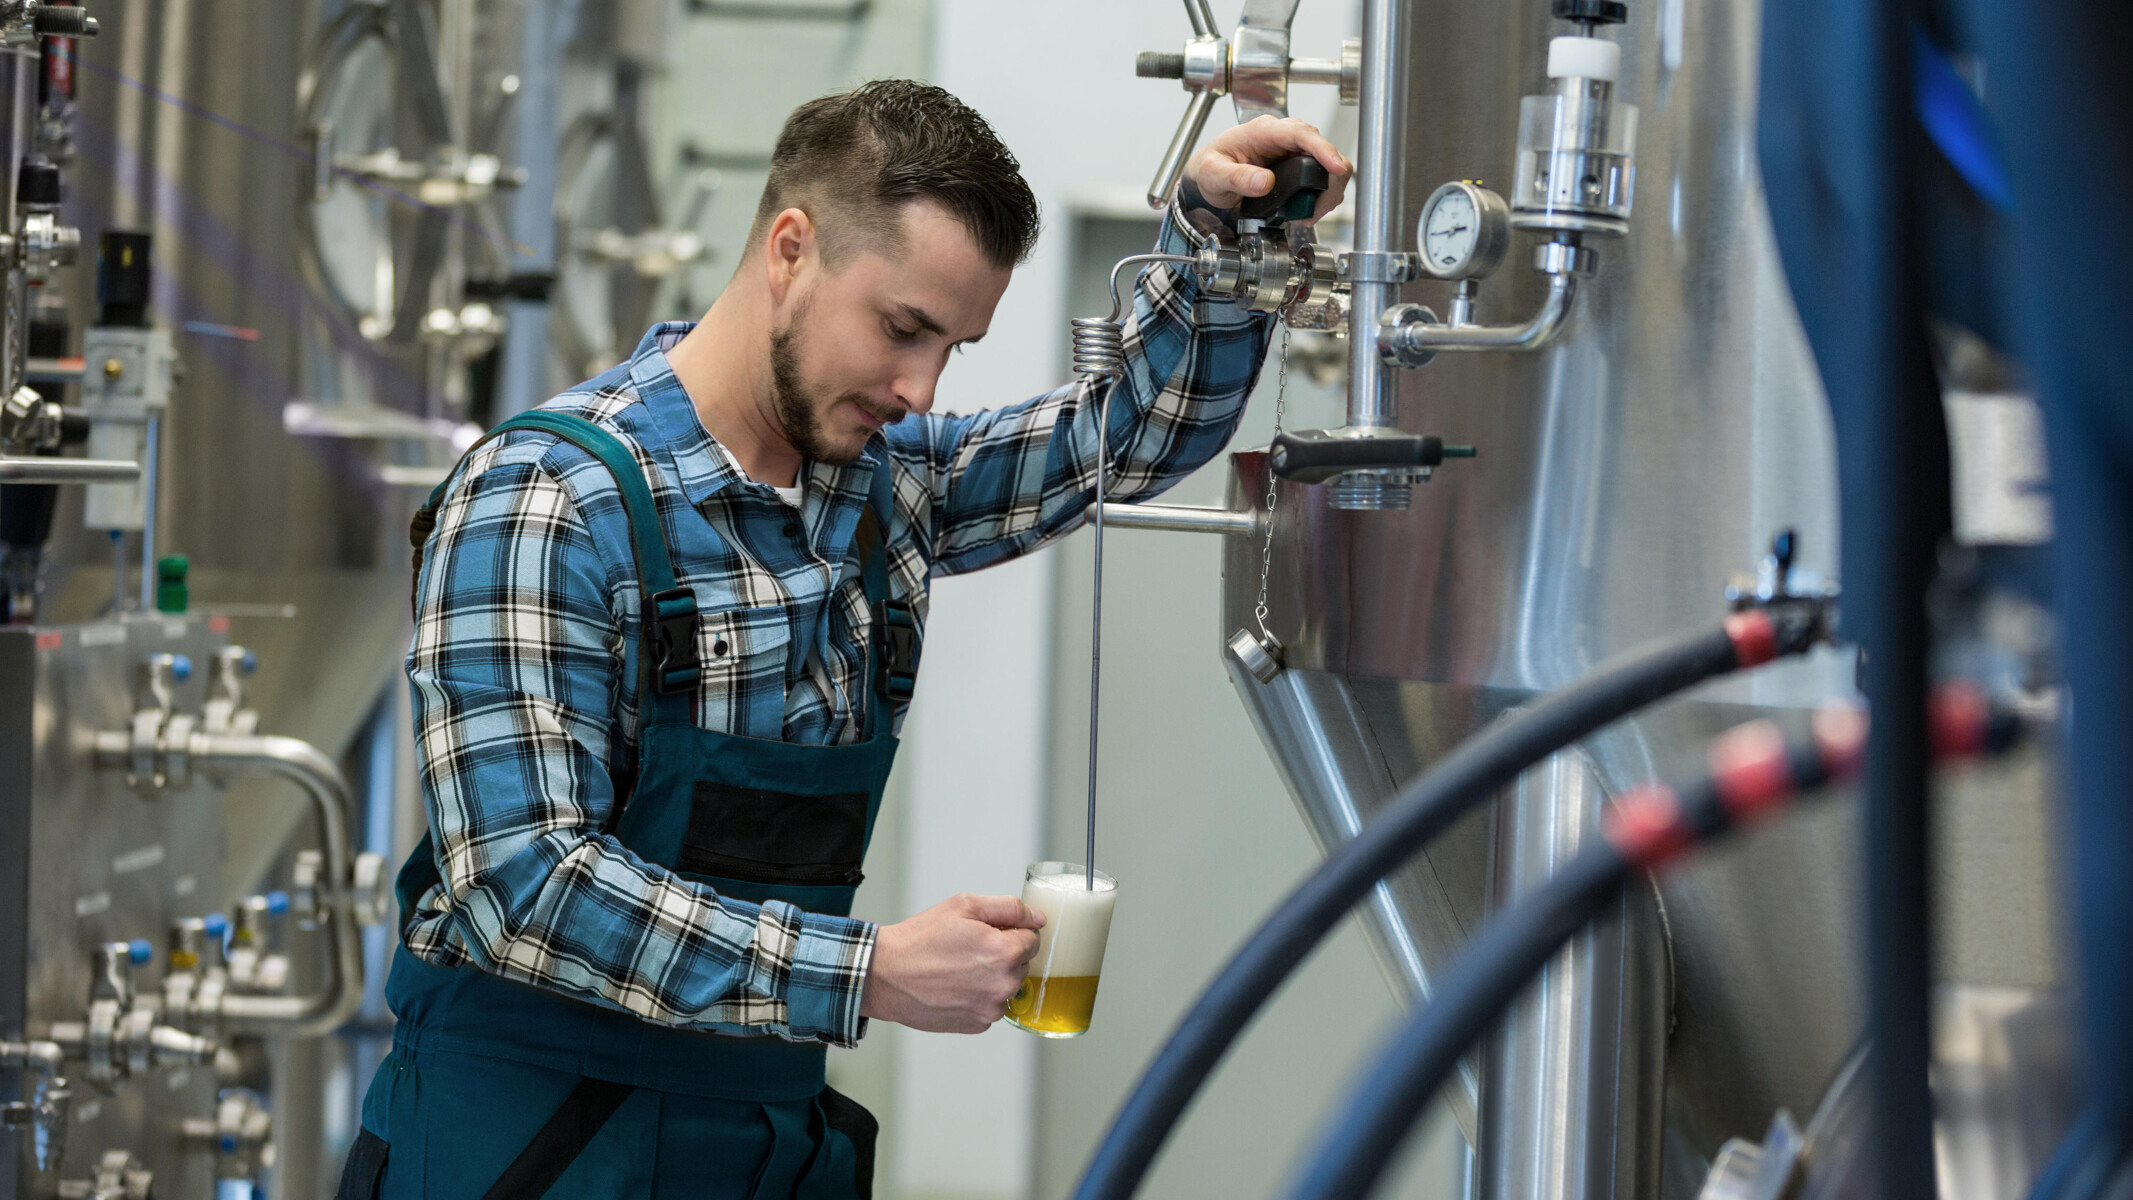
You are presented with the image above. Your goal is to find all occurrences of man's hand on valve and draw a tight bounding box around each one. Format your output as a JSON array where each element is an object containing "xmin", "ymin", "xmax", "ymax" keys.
[
  {"xmin": 861, "ymin": 893, "xmax": 1045, "ymax": 1033},
  {"xmin": 1184, "ymin": 114, "xmax": 1354, "ymax": 219}
]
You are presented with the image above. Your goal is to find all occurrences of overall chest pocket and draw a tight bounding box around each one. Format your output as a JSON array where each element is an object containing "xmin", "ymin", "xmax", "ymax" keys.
[{"xmin": 678, "ymin": 783, "xmax": 869, "ymax": 887}]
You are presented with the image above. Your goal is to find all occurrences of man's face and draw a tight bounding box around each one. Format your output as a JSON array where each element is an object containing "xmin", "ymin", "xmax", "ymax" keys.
[{"xmin": 768, "ymin": 201, "xmax": 1012, "ymax": 464}]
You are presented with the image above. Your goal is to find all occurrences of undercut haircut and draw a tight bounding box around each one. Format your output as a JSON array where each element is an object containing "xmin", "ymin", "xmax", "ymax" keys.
[{"xmin": 746, "ymin": 80, "xmax": 1041, "ymax": 271}]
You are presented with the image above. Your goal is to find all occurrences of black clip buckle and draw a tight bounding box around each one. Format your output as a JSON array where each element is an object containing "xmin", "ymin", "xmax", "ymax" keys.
[
  {"xmin": 647, "ymin": 587, "xmax": 701, "ymax": 695},
  {"xmin": 874, "ymin": 600, "xmax": 919, "ymax": 704}
]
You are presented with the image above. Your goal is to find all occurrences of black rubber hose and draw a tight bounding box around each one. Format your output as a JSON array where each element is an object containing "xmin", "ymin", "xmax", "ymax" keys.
[
  {"xmin": 1071, "ymin": 608, "xmax": 1821, "ymax": 1200},
  {"xmin": 1282, "ymin": 841, "xmax": 1634, "ymax": 1200}
]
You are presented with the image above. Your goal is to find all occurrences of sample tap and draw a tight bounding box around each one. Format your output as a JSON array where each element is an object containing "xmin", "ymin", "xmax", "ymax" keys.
[
  {"xmin": 1072, "ymin": 153, "xmax": 1346, "ymax": 381},
  {"xmin": 1284, "ymin": 0, "xmax": 1637, "ymax": 510}
]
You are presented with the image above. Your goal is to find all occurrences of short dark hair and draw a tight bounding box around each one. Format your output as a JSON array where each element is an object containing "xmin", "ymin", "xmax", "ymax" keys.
[{"xmin": 746, "ymin": 80, "xmax": 1041, "ymax": 270}]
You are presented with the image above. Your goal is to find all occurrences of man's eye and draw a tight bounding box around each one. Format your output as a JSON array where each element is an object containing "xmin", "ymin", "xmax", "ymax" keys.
[{"xmin": 886, "ymin": 323, "xmax": 919, "ymax": 342}]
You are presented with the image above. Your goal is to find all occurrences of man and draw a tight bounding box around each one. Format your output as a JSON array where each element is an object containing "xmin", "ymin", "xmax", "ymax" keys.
[{"xmin": 337, "ymin": 80, "xmax": 1349, "ymax": 1200}]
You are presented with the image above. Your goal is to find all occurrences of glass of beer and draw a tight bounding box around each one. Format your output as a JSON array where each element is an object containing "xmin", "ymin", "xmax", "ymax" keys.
[{"xmin": 1004, "ymin": 862, "xmax": 1117, "ymax": 1038}]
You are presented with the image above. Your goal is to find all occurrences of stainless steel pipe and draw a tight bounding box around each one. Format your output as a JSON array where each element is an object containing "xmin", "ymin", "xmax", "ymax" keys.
[
  {"xmin": 0, "ymin": 457, "xmax": 142, "ymax": 483},
  {"xmin": 194, "ymin": 735, "xmax": 365, "ymax": 1038},
  {"xmin": 1378, "ymin": 274, "xmax": 1579, "ymax": 364},
  {"xmin": 1343, "ymin": 0, "xmax": 1410, "ymax": 435},
  {"xmin": 1084, "ymin": 502, "xmax": 1259, "ymax": 537},
  {"xmin": 92, "ymin": 730, "xmax": 367, "ymax": 1039}
]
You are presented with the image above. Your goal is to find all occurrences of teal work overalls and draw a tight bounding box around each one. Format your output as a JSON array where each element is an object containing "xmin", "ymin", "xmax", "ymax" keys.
[{"xmin": 337, "ymin": 411, "xmax": 918, "ymax": 1200}]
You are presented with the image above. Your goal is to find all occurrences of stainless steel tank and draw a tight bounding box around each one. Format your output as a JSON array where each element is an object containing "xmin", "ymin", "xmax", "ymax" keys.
[
  {"xmin": 1220, "ymin": 0, "xmax": 2062, "ymax": 1193},
  {"xmin": 33, "ymin": 0, "xmax": 534, "ymax": 897}
]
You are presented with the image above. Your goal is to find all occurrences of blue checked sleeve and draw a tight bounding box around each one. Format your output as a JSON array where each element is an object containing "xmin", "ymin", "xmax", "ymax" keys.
[
  {"xmin": 402, "ymin": 440, "xmax": 875, "ymax": 1046},
  {"xmin": 885, "ymin": 216, "xmax": 1273, "ymax": 576}
]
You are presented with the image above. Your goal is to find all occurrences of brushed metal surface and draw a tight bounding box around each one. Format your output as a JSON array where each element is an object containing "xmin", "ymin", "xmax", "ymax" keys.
[
  {"xmin": 28, "ymin": 0, "xmax": 491, "ymax": 896},
  {"xmin": 1216, "ymin": 0, "xmax": 2060, "ymax": 1189},
  {"xmin": 1478, "ymin": 749, "xmax": 1668, "ymax": 1200},
  {"xmin": 2, "ymin": 619, "xmax": 226, "ymax": 1200}
]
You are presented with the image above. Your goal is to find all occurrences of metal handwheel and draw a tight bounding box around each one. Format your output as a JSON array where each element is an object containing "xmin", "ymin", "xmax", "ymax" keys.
[
  {"xmin": 552, "ymin": 102, "xmax": 718, "ymax": 381},
  {"xmin": 294, "ymin": 0, "xmax": 521, "ymax": 389}
]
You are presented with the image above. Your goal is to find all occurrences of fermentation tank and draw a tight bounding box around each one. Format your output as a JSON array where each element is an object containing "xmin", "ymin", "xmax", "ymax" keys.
[{"xmin": 1211, "ymin": 0, "xmax": 2062, "ymax": 1191}]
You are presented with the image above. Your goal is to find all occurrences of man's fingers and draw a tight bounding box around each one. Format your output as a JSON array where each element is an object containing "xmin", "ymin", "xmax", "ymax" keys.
[
  {"xmin": 960, "ymin": 893, "xmax": 1043, "ymax": 929},
  {"xmin": 1009, "ymin": 928, "xmax": 1041, "ymax": 967},
  {"xmin": 1227, "ymin": 160, "xmax": 1275, "ymax": 198}
]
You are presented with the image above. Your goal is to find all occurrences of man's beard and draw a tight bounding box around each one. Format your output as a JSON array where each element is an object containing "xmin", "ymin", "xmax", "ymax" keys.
[{"xmin": 768, "ymin": 295, "xmax": 901, "ymax": 466}]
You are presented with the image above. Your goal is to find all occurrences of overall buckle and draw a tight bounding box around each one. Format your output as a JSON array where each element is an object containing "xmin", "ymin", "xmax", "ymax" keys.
[
  {"xmin": 874, "ymin": 600, "xmax": 919, "ymax": 704},
  {"xmin": 647, "ymin": 587, "xmax": 701, "ymax": 695}
]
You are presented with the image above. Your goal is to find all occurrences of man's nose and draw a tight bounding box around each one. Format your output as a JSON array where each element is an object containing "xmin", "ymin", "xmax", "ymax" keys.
[{"xmin": 896, "ymin": 368, "xmax": 940, "ymax": 416}]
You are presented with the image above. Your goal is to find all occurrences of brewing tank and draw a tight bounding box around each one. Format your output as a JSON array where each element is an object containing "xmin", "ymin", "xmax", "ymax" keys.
[
  {"xmin": 1219, "ymin": 0, "xmax": 2061, "ymax": 1190},
  {"xmin": 31, "ymin": 0, "xmax": 529, "ymax": 898}
]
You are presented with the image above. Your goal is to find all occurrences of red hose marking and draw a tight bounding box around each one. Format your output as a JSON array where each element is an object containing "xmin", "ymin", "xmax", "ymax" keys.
[
  {"xmin": 1723, "ymin": 611, "xmax": 1779, "ymax": 667},
  {"xmin": 1930, "ymin": 682, "xmax": 1991, "ymax": 758},
  {"xmin": 1602, "ymin": 784, "xmax": 1693, "ymax": 868},
  {"xmin": 1709, "ymin": 719, "xmax": 1794, "ymax": 822},
  {"xmin": 1813, "ymin": 704, "xmax": 1871, "ymax": 778}
]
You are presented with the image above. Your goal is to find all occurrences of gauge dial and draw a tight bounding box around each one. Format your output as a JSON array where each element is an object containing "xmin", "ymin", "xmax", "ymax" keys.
[{"xmin": 1417, "ymin": 181, "xmax": 1512, "ymax": 280}]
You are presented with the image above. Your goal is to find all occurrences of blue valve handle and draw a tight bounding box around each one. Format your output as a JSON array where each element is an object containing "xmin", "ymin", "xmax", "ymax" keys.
[
  {"xmin": 263, "ymin": 891, "xmax": 289, "ymax": 916},
  {"xmin": 202, "ymin": 913, "xmax": 229, "ymax": 939},
  {"xmin": 126, "ymin": 939, "xmax": 154, "ymax": 967},
  {"xmin": 170, "ymin": 654, "xmax": 193, "ymax": 682}
]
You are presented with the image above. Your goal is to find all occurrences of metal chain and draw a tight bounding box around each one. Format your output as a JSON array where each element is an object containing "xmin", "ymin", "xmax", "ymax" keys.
[{"xmin": 1252, "ymin": 328, "xmax": 1291, "ymax": 643}]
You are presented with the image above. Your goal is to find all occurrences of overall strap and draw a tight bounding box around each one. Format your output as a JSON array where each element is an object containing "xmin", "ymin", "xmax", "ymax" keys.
[
  {"xmin": 852, "ymin": 461, "xmax": 917, "ymax": 741},
  {"xmin": 408, "ymin": 410, "xmax": 701, "ymax": 719}
]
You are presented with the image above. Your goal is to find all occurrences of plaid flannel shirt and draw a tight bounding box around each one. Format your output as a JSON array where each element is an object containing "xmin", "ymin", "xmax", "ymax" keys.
[{"xmin": 403, "ymin": 215, "xmax": 1271, "ymax": 1048}]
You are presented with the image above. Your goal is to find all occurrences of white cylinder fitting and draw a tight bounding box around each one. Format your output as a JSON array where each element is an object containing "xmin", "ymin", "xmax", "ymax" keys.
[{"xmin": 1547, "ymin": 35, "xmax": 1622, "ymax": 82}]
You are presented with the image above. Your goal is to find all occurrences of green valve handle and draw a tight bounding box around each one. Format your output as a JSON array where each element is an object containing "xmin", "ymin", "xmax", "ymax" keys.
[{"xmin": 155, "ymin": 555, "xmax": 189, "ymax": 614}]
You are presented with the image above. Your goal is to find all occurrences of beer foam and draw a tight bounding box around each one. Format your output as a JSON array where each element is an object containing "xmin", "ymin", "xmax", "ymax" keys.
[{"xmin": 1023, "ymin": 871, "xmax": 1118, "ymax": 978}]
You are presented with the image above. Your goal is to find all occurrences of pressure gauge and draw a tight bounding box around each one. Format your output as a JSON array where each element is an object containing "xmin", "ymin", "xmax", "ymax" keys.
[{"xmin": 1416, "ymin": 182, "xmax": 1512, "ymax": 280}]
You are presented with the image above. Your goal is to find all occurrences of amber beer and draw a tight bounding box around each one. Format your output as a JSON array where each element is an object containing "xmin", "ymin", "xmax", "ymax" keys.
[{"xmin": 1005, "ymin": 863, "xmax": 1117, "ymax": 1038}]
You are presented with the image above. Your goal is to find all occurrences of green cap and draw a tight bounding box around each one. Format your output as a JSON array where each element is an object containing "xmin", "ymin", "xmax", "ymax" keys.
[{"xmin": 155, "ymin": 555, "xmax": 189, "ymax": 614}]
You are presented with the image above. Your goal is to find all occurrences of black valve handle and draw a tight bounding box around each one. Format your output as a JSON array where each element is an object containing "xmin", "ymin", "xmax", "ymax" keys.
[
  {"xmin": 464, "ymin": 272, "xmax": 558, "ymax": 303},
  {"xmin": 1270, "ymin": 429, "xmax": 1477, "ymax": 485},
  {"xmin": 1240, "ymin": 155, "xmax": 1333, "ymax": 227},
  {"xmin": 1552, "ymin": 0, "xmax": 1627, "ymax": 25}
]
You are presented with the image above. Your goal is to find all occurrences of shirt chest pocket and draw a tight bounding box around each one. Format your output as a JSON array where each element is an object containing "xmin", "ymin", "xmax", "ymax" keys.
[{"xmin": 691, "ymin": 605, "xmax": 793, "ymax": 738}]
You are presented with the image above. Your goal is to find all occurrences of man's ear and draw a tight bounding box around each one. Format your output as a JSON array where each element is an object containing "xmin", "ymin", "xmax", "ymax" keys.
[{"xmin": 764, "ymin": 207, "xmax": 818, "ymax": 306}]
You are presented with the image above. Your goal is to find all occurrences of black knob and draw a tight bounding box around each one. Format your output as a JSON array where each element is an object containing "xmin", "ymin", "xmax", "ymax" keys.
[
  {"xmin": 1772, "ymin": 528, "xmax": 1797, "ymax": 573},
  {"xmin": 1552, "ymin": 0, "xmax": 1627, "ymax": 25},
  {"xmin": 1239, "ymin": 155, "xmax": 1333, "ymax": 226},
  {"xmin": 16, "ymin": 158, "xmax": 60, "ymax": 209},
  {"xmin": 1136, "ymin": 51, "xmax": 1186, "ymax": 80},
  {"xmin": 31, "ymin": 5, "xmax": 98, "ymax": 37},
  {"xmin": 464, "ymin": 272, "xmax": 556, "ymax": 302}
]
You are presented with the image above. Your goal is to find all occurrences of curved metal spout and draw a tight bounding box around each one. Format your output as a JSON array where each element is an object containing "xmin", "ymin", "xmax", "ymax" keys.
[
  {"xmin": 1378, "ymin": 272, "xmax": 1578, "ymax": 365},
  {"xmin": 187, "ymin": 735, "xmax": 364, "ymax": 1039}
]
